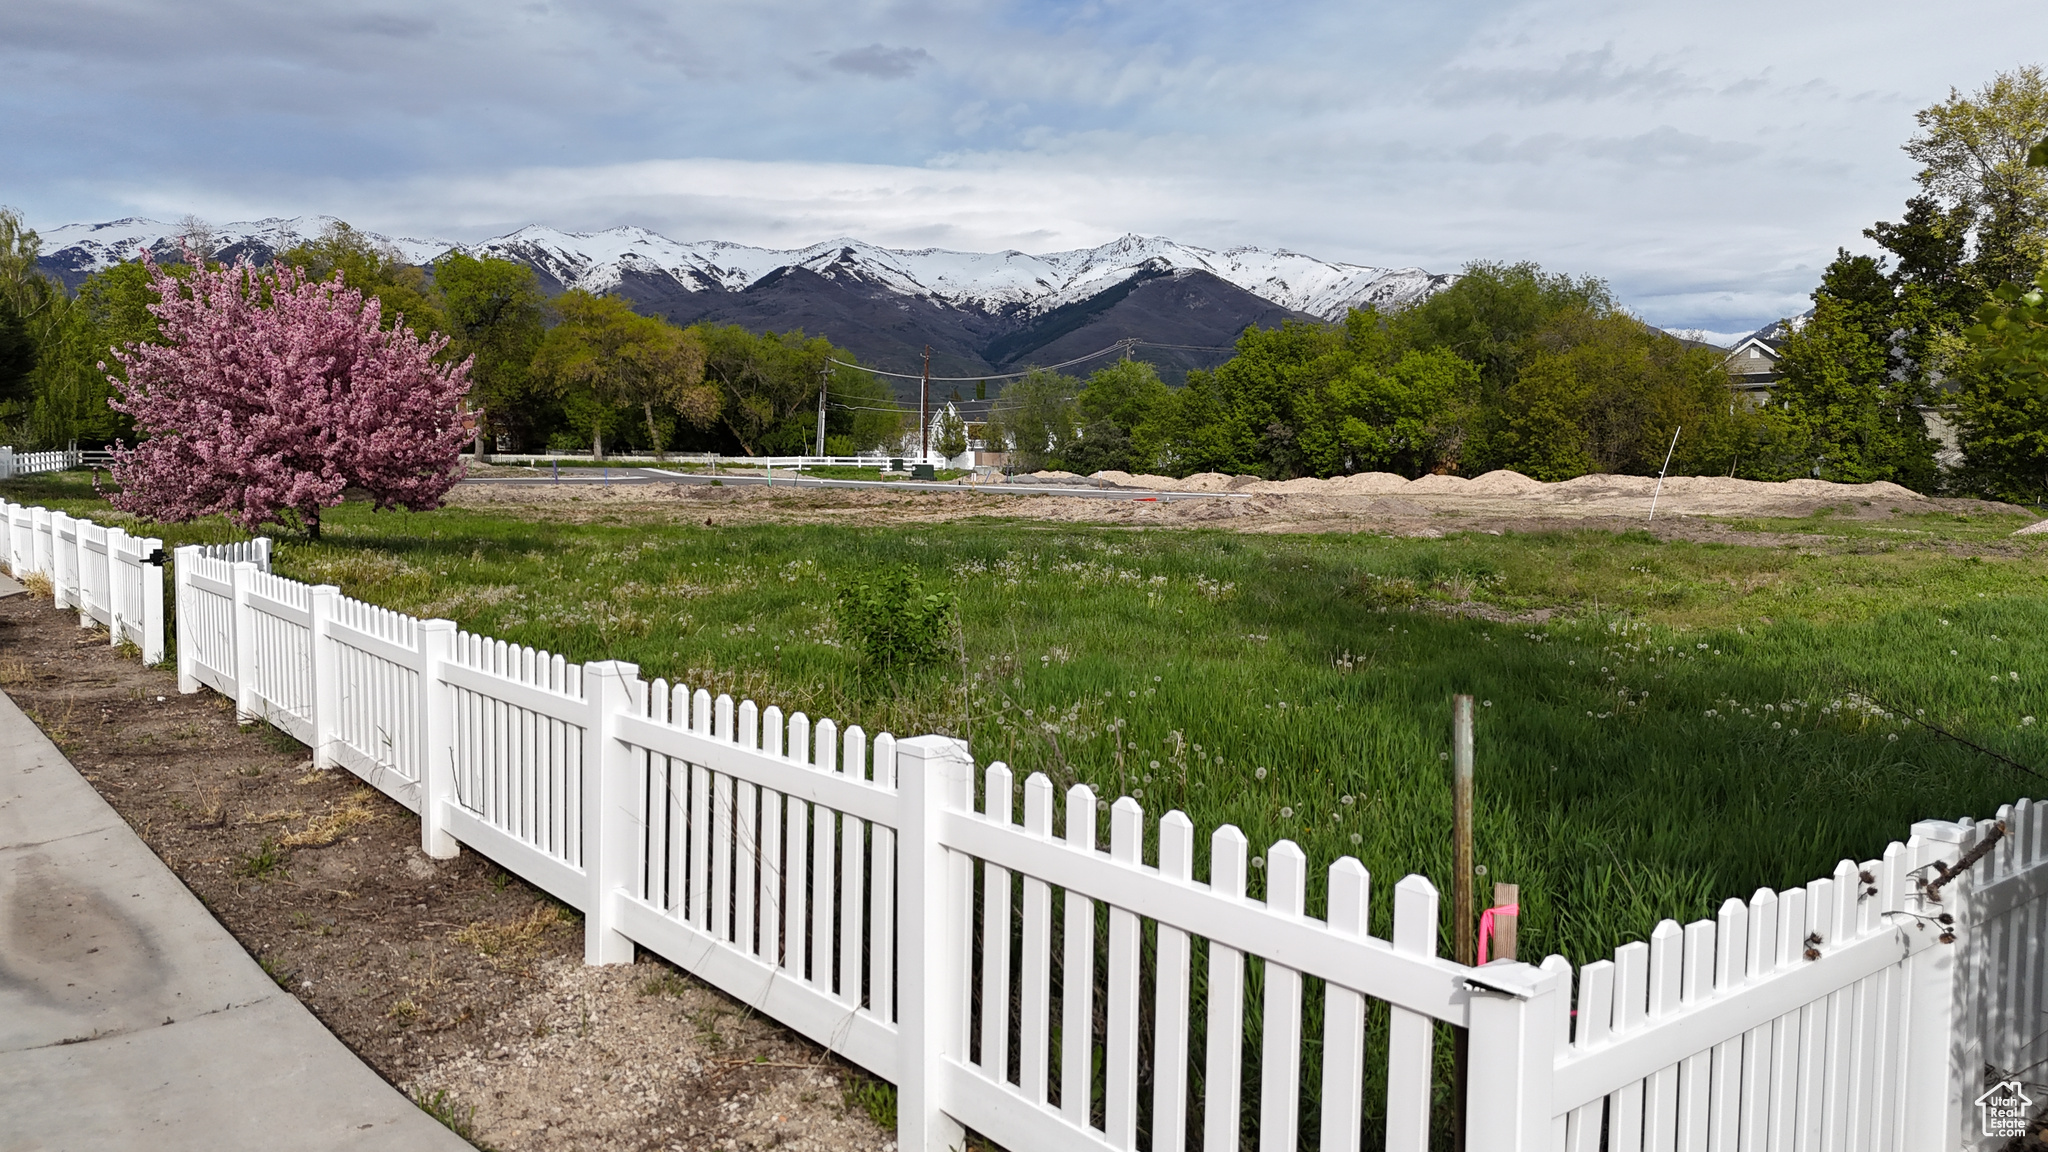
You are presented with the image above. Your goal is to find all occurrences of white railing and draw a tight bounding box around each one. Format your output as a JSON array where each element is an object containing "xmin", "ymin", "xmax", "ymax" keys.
[
  {"xmin": 0, "ymin": 447, "xmax": 80, "ymax": 479},
  {"xmin": 3, "ymin": 499, "xmax": 164, "ymax": 663},
  {"xmin": 166, "ymin": 552, "xmax": 2047, "ymax": 1150}
]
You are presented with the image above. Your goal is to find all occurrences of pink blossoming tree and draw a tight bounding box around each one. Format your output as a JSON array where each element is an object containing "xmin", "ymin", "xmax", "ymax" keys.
[{"xmin": 106, "ymin": 254, "xmax": 472, "ymax": 538}]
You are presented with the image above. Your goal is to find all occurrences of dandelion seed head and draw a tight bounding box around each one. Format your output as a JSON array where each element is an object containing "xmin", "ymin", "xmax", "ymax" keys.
[
  {"xmin": 1255, "ymin": 767, "xmax": 1268, "ymax": 780},
  {"xmin": 1280, "ymin": 806, "xmax": 1294, "ymax": 818}
]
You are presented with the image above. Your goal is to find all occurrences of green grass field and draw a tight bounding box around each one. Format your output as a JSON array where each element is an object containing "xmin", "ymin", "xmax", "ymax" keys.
[{"xmin": 9, "ymin": 470, "xmax": 2046, "ymax": 966}]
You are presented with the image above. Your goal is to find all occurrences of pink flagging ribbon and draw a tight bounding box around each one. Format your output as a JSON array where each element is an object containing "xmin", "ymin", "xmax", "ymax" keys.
[{"xmin": 1477, "ymin": 903, "xmax": 1520, "ymax": 965}]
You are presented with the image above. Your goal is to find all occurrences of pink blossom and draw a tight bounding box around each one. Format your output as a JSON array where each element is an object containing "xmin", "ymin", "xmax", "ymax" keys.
[{"xmin": 106, "ymin": 254, "xmax": 472, "ymax": 537}]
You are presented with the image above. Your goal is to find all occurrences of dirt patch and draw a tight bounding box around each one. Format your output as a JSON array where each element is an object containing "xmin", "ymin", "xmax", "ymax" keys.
[
  {"xmin": 0, "ymin": 591, "xmax": 891, "ymax": 1152},
  {"xmin": 447, "ymin": 475, "xmax": 2034, "ymax": 544}
]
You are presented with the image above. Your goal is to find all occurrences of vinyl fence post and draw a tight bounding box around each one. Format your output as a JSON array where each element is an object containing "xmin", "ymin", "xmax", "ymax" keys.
[
  {"xmin": 308, "ymin": 584, "xmax": 341, "ymax": 767},
  {"xmin": 31, "ymin": 506, "xmax": 51, "ymax": 582},
  {"xmin": 230, "ymin": 560, "xmax": 259, "ymax": 722},
  {"xmin": 1900, "ymin": 819, "xmax": 1973, "ymax": 1151},
  {"xmin": 417, "ymin": 619, "xmax": 459, "ymax": 858},
  {"xmin": 139, "ymin": 537, "xmax": 164, "ymax": 665},
  {"xmin": 1462, "ymin": 962, "xmax": 1562, "ymax": 1151},
  {"xmin": 585, "ymin": 659, "xmax": 643, "ymax": 965},
  {"xmin": 173, "ymin": 546, "xmax": 201, "ymax": 693},
  {"xmin": 6, "ymin": 502, "xmax": 24, "ymax": 576},
  {"xmin": 104, "ymin": 525, "xmax": 128, "ymax": 646},
  {"xmin": 52, "ymin": 512, "xmax": 74, "ymax": 610},
  {"xmin": 895, "ymin": 734, "xmax": 973, "ymax": 1152}
]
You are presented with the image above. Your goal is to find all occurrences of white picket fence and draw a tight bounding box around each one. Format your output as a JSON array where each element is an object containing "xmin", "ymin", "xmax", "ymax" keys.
[
  {"xmin": 2, "ymin": 499, "xmax": 166, "ymax": 663},
  {"xmin": 160, "ymin": 552, "xmax": 2048, "ymax": 1150},
  {"xmin": 0, "ymin": 447, "xmax": 80, "ymax": 480}
]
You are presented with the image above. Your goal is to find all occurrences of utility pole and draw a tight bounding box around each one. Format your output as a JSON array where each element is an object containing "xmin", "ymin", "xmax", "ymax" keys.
[
  {"xmin": 815, "ymin": 365, "xmax": 828, "ymax": 458},
  {"xmin": 919, "ymin": 345, "xmax": 932, "ymax": 462}
]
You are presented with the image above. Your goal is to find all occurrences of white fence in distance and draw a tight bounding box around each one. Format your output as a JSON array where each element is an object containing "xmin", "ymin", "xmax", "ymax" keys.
[
  {"xmin": 161, "ymin": 553, "xmax": 2048, "ymax": 1149},
  {"xmin": 0, "ymin": 447, "xmax": 80, "ymax": 480},
  {"xmin": 3, "ymin": 499, "xmax": 165, "ymax": 663}
]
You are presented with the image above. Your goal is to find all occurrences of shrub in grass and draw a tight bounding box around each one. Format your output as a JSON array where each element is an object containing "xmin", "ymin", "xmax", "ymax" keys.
[{"xmin": 834, "ymin": 565, "xmax": 957, "ymax": 676}]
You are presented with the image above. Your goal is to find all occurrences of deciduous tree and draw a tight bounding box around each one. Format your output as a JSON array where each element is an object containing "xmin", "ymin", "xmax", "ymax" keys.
[
  {"xmin": 435, "ymin": 252, "xmax": 547, "ymax": 458},
  {"xmin": 534, "ymin": 291, "xmax": 714, "ymax": 459},
  {"xmin": 1906, "ymin": 66, "xmax": 2048, "ymax": 289},
  {"xmin": 106, "ymin": 255, "xmax": 473, "ymax": 538}
]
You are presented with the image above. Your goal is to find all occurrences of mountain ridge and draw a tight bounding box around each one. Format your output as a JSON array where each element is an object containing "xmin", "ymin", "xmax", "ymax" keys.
[{"xmin": 33, "ymin": 216, "xmax": 1454, "ymax": 388}]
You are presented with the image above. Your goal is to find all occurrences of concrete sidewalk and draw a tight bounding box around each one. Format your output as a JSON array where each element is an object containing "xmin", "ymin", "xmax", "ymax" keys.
[{"xmin": 0, "ymin": 689, "xmax": 471, "ymax": 1152}]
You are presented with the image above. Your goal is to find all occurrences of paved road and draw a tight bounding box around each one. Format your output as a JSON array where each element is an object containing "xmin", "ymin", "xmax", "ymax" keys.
[
  {"xmin": 0, "ymin": 689, "xmax": 470, "ymax": 1152},
  {"xmin": 461, "ymin": 466, "xmax": 1247, "ymax": 502}
]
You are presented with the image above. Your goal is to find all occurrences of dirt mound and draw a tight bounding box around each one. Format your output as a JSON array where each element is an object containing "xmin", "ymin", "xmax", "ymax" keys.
[
  {"xmin": 1552, "ymin": 474, "xmax": 1658, "ymax": 498},
  {"xmin": 1249, "ymin": 476, "xmax": 1338, "ymax": 494},
  {"xmin": 1324, "ymin": 472, "xmax": 1412, "ymax": 494},
  {"xmin": 1094, "ymin": 471, "xmax": 1188, "ymax": 490},
  {"xmin": 1406, "ymin": 474, "xmax": 1472, "ymax": 493},
  {"xmin": 1463, "ymin": 469, "xmax": 1544, "ymax": 495}
]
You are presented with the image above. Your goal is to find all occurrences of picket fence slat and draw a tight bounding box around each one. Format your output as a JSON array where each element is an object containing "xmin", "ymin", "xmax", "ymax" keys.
[
  {"xmin": 1018, "ymin": 774, "xmax": 1054, "ymax": 1104},
  {"xmin": 1259, "ymin": 842, "xmax": 1307, "ymax": 1152},
  {"xmin": 1319, "ymin": 859, "xmax": 1369, "ymax": 1152},
  {"xmin": 1205, "ymin": 826, "xmax": 1249, "ymax": 1152},
  {"xmin": 1103, "ymin": 799, "xmax": 1141, "ymax": 1150},
  {"xmin": 1151, "ymin": 812, "xmax": 1194, "ymax": 1152},
  {"xmin": 981, "ymin": 763, "xmax": 1015, "ymax": 1087},
  {"xmin": 1059, "ymin": 784, "xmax": 1097, "ymax": 1131},
  {"xmin": 1384, "ymin": 874, "xmax": 1438, "ymax": 1152}
]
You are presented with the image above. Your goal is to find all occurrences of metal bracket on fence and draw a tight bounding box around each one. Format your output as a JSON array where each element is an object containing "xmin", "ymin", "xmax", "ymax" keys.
[
  {"xmin": 146, "ymin": 548, "xmax": 166, "ymax": 566},
  {"xmin": 1459, "ymin": 970, "xmax": 1539, "ymax": 1000}
]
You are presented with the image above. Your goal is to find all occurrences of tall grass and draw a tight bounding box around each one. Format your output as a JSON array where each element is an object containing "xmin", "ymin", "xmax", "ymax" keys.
[{"xmin": 9, "ymin": 472, "xmax": 2045, "ymax": 967}]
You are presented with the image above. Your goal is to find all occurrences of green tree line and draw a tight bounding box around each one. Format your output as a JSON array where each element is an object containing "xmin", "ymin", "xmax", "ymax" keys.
[
  {"xmin": 0, "ymin": 219, "xmax": 906, "ymax": 459},
  {"xmin": 982, "ymin": 68, "xmax": 2048, "ymax": 497},
  {"xmin": 985, "ymin": 265, "xmax": 1826, "ymax": 484}
]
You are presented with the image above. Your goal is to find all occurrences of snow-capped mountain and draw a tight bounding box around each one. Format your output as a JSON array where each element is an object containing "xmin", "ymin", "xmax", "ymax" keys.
[
  {"xmin": 36, "ymin": 216, "xmax": 456, "ymax": 281},
  {"xmin": 38, "ymin": 217, "xmax": 1448, "ymax": 323},
  {"xmin": 461, "ymin": 227, "xmax": 1450, "ymax": 321},
  {"xmin": 35, "ymin": 216, "xmax": 1456, "ymax": 387}
]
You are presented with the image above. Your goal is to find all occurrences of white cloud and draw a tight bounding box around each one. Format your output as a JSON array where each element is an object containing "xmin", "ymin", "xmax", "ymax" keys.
[{"xmin": 8, "ymin": 0, "xmax": 2048, "ymax": 332}]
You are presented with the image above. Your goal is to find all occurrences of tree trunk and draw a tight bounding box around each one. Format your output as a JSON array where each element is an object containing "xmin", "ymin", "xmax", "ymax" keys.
[
  {"xmin": 305, "ymin": 506, "xmax": 321, "ymax": 541},
  {"xmin": 644, "ymin": 402, "xmax": 666, "ymax": 462},
  {"xmin": 474, "ymin": 409, "xmax": 490, "ymax": 463},
  {"xmin": 592, "ymin": 426, "xmax": 604, "ymax": 461}
]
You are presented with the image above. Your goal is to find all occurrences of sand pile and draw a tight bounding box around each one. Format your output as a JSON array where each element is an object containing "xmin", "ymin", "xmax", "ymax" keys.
[
  {"xmin": 1072, "ymin": 466, "xmax": 1944, "ymax": 517},
  {"xmin": 2015, "ymin": 518, "xmax": 2048, "ymax": 536}
]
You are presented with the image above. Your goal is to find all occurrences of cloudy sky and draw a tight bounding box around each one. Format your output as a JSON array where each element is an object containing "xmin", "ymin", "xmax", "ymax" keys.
[{"xmin": 5, "ymin": 1, "xmax": 2042, "ymax": 338}]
